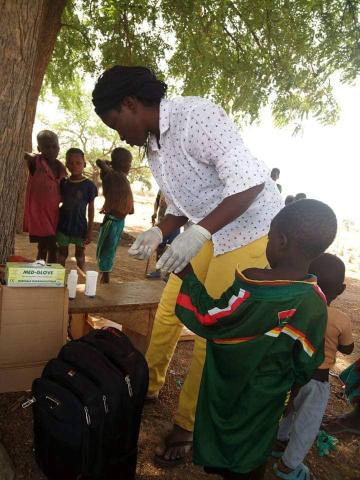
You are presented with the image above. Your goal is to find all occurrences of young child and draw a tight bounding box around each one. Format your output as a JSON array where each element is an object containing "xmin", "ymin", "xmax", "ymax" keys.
[
  {"xmin": 57, "ymin": 148, "xmax": 98, "ymax": 271},
  {"xmin": 274, "ymin": 253, "xmax": 354, "ymax": 479},
  {"xmin": 23, "ymin": 130, "xmax": 66, "ymax": 262},
  {"xmin": 96, "ymin": 147, "xmax": 134, "ymax": 283},
  {"xmin": 173, "ymin": 199, "xmax": 338, "ymax": 480}
]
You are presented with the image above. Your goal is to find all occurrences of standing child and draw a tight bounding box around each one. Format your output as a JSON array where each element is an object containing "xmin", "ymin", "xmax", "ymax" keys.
[
  {"xmin": 57, "ymin": 148, "xmax": 97, "ymax": 271},
  {"xmin": 24, "ymin": 130, "xmax": 66, "ymax": 262},
  {"xmin": 172, "ymin": 199, "xmax": 337, "ymax": 480},
  {"xmin": 274, "ymin": 253, "xmax": 354, "ymax": 480},
  {"xmin": 96, "ymin": 147, "xmax": 134, "ymax": 283}
]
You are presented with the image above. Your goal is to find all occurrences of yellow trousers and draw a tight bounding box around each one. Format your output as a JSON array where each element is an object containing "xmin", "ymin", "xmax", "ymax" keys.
[{"xmin": 145, "ymin": 235, "xmax": 268, "ymax": 431}]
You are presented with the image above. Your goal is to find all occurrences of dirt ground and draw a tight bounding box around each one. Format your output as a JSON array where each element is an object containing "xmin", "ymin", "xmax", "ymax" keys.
[{"xmin": 0, "ymin": 223, "xmax": 359, "ymax": 479}]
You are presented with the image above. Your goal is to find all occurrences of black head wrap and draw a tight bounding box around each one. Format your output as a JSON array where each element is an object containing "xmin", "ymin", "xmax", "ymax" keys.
[{"xmin": 92, "ymin": 66, "xmax": 167, "ymax": 115}]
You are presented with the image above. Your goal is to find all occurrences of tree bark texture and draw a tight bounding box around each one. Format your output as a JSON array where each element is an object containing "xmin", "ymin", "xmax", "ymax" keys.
[{"xmin": 0, "ymin": 0, "xmax": 66, "ymax": 262}]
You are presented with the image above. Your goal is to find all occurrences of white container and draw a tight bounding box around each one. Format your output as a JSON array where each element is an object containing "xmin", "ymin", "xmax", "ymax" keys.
[
  {"xmin": 67, "ymin": 270, "xmax": 78, "ymax": 299},
  {"xmin": 85, "ymin": 271, "xmax": 98, "ymax": 297}
]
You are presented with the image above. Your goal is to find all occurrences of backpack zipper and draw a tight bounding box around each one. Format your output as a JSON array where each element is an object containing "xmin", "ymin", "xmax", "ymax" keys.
[
  {"xmin": 84, "ymin": 406, "xmax": 91, "ymax": 425},
  {"xmin": 102, "ymin": 395, "xmax": 109, "ymax": 414},
  {"xmin": 125, "ymin": 375, "xmax": 133, "ymax": 397},
  {"xmin": 22, "ymin": 397, "xmax": 36, "ymax": 409}
]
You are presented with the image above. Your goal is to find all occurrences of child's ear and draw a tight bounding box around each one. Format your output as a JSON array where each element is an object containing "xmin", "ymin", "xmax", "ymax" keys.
[{"xmin": 279, "ymin": 233, "xmax": 288, "ymax": 250}]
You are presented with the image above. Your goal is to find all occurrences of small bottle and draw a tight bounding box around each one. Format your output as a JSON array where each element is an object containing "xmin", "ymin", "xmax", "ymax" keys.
[
  {"xmin": 67, "ymin": 270, "xmax": 78, "ymax": 299},
  {"xmin": 85, "ymin": 271, "xmax": 98, "ymax": 297}
]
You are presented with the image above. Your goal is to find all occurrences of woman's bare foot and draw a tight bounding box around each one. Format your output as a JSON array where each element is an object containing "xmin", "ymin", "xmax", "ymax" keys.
[{"xmin": 154, "ymin": 424, "xmax": 193, "ymax": 467}]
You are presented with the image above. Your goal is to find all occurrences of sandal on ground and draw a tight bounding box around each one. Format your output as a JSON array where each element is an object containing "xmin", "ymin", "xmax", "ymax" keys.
[
  {"xmin": 154, "ymin": 440, "xmax": 193, "ymax": 468},
  {"xmin": 274, "ymin": 462, "xmax": 314, "ymax": 480}
]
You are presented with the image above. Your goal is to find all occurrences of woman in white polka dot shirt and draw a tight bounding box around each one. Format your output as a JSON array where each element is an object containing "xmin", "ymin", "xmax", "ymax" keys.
[{"xmin": 93, "ymin": 66, "xmax": 283, "ymax": 467}]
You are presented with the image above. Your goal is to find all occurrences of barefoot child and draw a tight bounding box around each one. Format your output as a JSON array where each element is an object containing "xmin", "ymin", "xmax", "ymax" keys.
[
  {"xmin": 174, "ymin": 199, "xmax": 337, "ymax": 480},
  {"xmin": 274, "ymin": 253, "xmax": 354, "ymax": 479},
  {"xmin": 96, "ymin": 147, "xmax": 134, "ymax": 283},
  {"xmin": 23, "ymin": 130, "xmax": 66, "ymax": 262},
  {"xmin": 57, "ymin": 148, "xmax": 97, "ymax": 271}
]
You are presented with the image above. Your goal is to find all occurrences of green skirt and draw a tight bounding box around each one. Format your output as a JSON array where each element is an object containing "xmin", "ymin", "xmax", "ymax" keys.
[{"xmin": 96, "ymin": 214, "xmax": 125, "ymax": 272}]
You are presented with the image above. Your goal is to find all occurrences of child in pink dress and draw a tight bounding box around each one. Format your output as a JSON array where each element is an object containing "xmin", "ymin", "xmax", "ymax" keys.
[{"xmin": 23, "ymin": 130, "xmax": 66, "ymax": 262}]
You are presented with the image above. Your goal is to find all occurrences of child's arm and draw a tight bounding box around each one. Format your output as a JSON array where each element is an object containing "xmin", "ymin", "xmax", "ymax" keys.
[
  {"xmin": 175, "ymin": 264, "xmax": 194, "ymax": 280},
  {"xmin": 175, "ymin": 270, "xmax": 252, "ymax": 339},
  {"xmin": 96, "ymin": 159, "xmax": 111, "ymax": 181},
  {"xmin": 85, "ymin": 200, "xmax": 95, "ymax": 244},
  {"xmin": 96, "ymin": 159, "xmax": 111, "ymax": 172},
  {"xmin": 337, "ymin": 312, "xmax": 354, "ymax": 355},
  {"xmin": 24, "ymin": 152, "xmax": 36, "ymax": 175}
]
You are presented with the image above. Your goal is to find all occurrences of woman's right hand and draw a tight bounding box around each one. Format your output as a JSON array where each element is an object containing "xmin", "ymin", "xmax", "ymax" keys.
[{"xmin": 128, "ymin": 226, "xmax": 163, "ymax": 260}]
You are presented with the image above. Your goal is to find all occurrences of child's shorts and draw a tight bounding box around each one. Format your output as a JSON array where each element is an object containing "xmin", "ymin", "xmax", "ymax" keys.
[
  {"xmin": 29, "ymin": 235, "xmax": 56, "ymax": 244},
  {"xmin": 56, "ymin": 231, "xmax": 84, "ymax": 248}
]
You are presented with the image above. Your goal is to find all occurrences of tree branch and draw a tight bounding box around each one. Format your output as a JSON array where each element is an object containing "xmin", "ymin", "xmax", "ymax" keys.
[
  {"xmin": 61, "ymin": 22, "xmax": 92, "ymax": 46},
  {"xmin": 228, "ymin": 1, "xmax": 264, "ymax": 50}
]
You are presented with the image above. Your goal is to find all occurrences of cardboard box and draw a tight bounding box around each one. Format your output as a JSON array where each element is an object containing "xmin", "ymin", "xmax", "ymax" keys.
[
  {"xmin": 5, "ymin": 262, "xmax": 65, "ymax": 287},
  {"xmin": 0, "ymin": 286, "xmax": 68, "ymax": 392}
]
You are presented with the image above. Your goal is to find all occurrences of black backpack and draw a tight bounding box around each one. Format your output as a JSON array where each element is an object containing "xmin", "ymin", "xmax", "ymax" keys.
[{"xmin": 27, "ymin": 328, "xmax": 149, "ymax": 480}]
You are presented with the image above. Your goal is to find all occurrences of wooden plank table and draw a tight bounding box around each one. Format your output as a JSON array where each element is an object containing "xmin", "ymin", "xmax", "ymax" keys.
[{"xmin": 68, "ymin": 281, "xmax": 165, "ymax": 353}]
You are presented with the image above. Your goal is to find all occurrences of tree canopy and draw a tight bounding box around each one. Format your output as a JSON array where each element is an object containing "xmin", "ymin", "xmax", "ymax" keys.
[{"xmin": 47, "ymin": 0, "xmax": 360, "ymax": 125}]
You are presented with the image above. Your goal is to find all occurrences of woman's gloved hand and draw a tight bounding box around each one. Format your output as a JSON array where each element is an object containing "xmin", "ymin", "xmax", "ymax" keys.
[
  {"xmin": 156, "ymin": 225, "xmax": 211, "ymax": 274},
  {"xmin": 128, "ymin": 226, "xmax": 163, "ymax": 260}
]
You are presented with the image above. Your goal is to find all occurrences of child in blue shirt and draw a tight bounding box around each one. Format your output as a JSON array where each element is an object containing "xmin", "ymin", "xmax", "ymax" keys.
[{"xmin": 57, "ymin": 148, "xmax": 97, "ymax": 271}]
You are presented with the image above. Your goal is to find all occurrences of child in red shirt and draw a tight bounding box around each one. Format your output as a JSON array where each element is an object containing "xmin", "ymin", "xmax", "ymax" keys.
[{"xmin": 23, "ymin": 130, "xmax": 66, "ymax": 262}]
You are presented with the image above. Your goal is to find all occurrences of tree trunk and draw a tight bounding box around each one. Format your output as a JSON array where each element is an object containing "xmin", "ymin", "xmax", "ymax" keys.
[{"xmin": 0, "ymin": 0, "xmax": 66, "ymax": 262}]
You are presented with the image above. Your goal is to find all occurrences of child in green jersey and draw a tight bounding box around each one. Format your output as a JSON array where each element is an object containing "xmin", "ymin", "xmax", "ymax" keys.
[{"xmin": 175, "ymin": 199, "xmax": 337, "ymax": 480}]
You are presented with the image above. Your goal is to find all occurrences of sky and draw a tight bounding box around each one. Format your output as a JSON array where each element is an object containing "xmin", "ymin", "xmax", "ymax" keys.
[{"xmin": 241, "ymin": 79, "xmax": 360, "ymax": 222}]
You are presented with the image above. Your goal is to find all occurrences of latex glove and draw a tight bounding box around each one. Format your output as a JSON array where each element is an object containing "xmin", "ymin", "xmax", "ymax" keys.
[
  {"xmin": 128, "ymin": 226, "xmax": 163, "ymax": 260},
  {"xmin": 156, "ymin": 224, "xmax": 211, "ymax": 274}
]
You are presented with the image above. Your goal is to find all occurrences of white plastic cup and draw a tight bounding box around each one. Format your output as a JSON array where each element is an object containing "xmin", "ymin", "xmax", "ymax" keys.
[
  {"xmin": 67, "ymin": 270, "xmax": 78, "ymax": 299},
  {"xmin": 85, "ymin": 271, "xmax": 98, "ymax": 297}
]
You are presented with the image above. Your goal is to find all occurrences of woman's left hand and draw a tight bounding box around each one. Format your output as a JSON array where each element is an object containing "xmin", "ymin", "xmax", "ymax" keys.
[{"xmin": 156, "ymin": 225, "xmax": 211, "ymax": 274}]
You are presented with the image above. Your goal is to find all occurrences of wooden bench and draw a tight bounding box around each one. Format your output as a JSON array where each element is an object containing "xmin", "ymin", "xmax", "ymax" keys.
[{"xmin": 68, "ymin": 281, "xmax": 165, "ymax": 354}]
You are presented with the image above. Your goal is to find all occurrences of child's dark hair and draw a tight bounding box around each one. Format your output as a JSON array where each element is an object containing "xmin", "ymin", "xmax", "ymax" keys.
[
  {"xmin": 309, "ymin": 253, "xmax": 345, "ymax": 285},
  {"xmin": 66, "ymin": 148, "xmax": 85, "ymax": 160},
  {"xmin": 309, "ymin": 253, "xmax": 345, "ymax": 303},
  {"xmin": 92, "ymin": 66, "xmax": 167, "ymax": 115},
  {"xmin": 273, "ymin": 199, "xmax": 337, "ymax": 259},
  {"xmin": 111, "ymin": 147, "xmax": 132, "ymax": 172},
  {"xmin": 285, "ymin": 195, "xmax": 295, "ymax": 206},
  {"xmin": 37, "ymin": 130, "xmax": 58, "ymax": 143}
]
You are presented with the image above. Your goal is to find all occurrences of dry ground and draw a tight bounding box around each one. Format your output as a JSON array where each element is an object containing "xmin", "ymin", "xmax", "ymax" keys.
[{"xmin": 1, "ymin": 198, "xmax": 359, "ymax": 479}]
